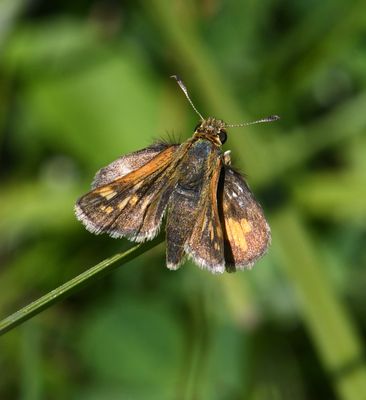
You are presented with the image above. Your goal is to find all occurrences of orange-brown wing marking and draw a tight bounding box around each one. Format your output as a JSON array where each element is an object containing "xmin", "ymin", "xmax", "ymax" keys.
[
  {"xmin": 75, "ymin": 145, "xmax": 179, "ymax": 241},
  {"xmin": 92, "ymin": 143, "xmax": 174, "ymax": 189},
  {"xmin": 220, "ymin": 166, "xmax": 270, "ymax": 270}
]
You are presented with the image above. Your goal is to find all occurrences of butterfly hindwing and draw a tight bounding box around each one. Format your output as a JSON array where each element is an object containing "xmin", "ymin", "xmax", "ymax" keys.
[
  {"xmin": 75, "ymin": 144, "xmax": 180, "ymax": 242},
  {"xmin": 184, "ymin": 157, "xmax": 225, "ymax": 273},
  {"xmin": 220, "ymin": 165, "xmax": 271, "ymax": 270},
  {"xmin": 165, "ymin": 140, "xmax": 224, "ymax": 270}
]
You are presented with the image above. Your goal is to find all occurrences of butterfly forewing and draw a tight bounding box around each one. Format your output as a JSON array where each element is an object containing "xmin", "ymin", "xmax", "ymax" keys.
[{"xmin": 75, "ymin": 144, "xmax": 180, "ymax": 241}]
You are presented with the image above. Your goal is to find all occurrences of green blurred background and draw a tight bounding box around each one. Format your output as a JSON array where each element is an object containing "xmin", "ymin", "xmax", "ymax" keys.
[{"xmin": 1, "ymin": 1, "xmax": 366, "ymax": 399}]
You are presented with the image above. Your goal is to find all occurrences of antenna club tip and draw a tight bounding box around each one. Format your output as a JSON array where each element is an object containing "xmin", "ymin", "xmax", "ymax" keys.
[
  {"xmin": 268, "ymin": 115, "xmax": 280, "ymax": 121},
  {"xmin": 170, "ymin": 74, "xmax": 181, "ymax": 82}
]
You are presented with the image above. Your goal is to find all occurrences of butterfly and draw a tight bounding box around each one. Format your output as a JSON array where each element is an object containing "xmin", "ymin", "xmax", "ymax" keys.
[{"xmin": 75, "ymin": 76, "xmax": 279, "ymax": 273}]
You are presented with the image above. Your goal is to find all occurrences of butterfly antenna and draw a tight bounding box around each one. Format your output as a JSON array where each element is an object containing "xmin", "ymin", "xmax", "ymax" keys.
[
  {"xmin": 226, "ymin": 115, "xmax": 280, "ymax": 128},
  {"xmin": 171, "ymin": 75, "xmax": 204, "ymax": 121}
]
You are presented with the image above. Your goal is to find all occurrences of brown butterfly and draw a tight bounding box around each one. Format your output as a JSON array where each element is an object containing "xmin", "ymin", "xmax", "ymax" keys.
[{"xmin": 75, "ymin": 76, "xmax": 279, "ymax": 273}]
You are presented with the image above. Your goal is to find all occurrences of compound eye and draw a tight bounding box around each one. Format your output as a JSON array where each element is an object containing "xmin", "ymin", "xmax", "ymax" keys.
[{"xmin": 218, "ymin": 129, "xmax": 227, "ymax": 144}]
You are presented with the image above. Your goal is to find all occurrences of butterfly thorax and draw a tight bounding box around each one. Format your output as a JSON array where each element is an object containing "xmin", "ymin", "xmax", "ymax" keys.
[{"xmin": 194, "ymin": 117, "xmax": 227, "ymax": 146}]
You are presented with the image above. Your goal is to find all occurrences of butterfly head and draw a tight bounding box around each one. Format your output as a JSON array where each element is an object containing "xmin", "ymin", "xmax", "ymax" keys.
[{"xmin": 194, "ymin": 117, "xmax": 227, "ymax": 146}]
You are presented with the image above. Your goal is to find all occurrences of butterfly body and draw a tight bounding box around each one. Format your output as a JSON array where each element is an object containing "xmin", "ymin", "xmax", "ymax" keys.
[{"xmin": 75, "ymin": 116, "xmax": 271, "ymax": 273}]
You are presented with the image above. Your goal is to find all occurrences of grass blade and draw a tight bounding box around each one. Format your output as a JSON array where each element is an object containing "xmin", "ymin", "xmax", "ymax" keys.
[{"xmin": 0, "ymin": 235, "xmax": 164, "ymax": 336}]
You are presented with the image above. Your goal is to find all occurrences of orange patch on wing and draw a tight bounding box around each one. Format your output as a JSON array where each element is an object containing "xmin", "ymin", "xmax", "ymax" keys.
[
  {"xmin": 100, "ymin": 205, "xmax": 114, "ymax": 214},
  {"xmin": 115, "ymin": 146, "xmax": 177, "ymax": 185},
  {"xmin": 209, "ymin": 160, "xmax": 223, "ymax": 240},
  {"xmin": 129, "ymin": 195, "xmax": 139, "ymax": 206},
  {"xmin": 118, "ymin": 198, "xmax": 130, "ymax": 210},
  {"xmin": 241, "ymin": 218, "xmax": 252, "ymax": 233},
  {"xmin": 209, "ymin": 223, "xmax": 214, "ymax": 240},
  {"xmin": 225, "ymin": 218, "xmax": 252, "ymax": 252},
  {"xmin": 97, "ymin": 186, "xmax": 117, "ymax": 200}
]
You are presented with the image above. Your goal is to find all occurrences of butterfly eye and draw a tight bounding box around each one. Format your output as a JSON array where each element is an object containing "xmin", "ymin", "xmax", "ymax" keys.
[{"xmin": 218, "ymin": 129, "xmax": 227, "ymax": 144}]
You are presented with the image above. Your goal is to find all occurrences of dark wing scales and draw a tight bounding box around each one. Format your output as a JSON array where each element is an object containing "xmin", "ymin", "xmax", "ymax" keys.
[
  {"xmin": 75, "ymin": 145, "xmax": 180, "ymax": 242},
  {"xmin": 166, "ymin": 190, "xmax": 201, "ymax": 270},
  {"xmin": 219, "ymin": 166, "xmax": 271, "ymax": 270},
  {"xmin": 92, "ymin": 142, "xmax": 172, "ymax": 189},
  {"xmin": 184, "ymin": 158, "xmax": 225, "ymax": 273},
  {"xmin": 165, "ymin": 140, "xmax": 223, "ymax": 271}
]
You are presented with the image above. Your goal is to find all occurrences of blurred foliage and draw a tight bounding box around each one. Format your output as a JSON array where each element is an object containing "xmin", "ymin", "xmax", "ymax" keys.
[{"xmin": 1, "ymin": 0, "xmax": 366, "ymax": 399}]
